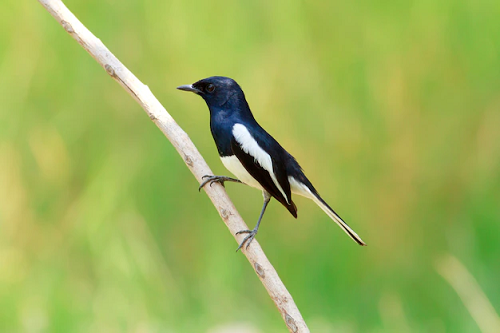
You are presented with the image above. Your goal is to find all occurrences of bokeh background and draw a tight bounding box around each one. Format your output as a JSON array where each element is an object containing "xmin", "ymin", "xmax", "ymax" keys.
[{"xmin": 1, "ymin": 0, "xmax": 499, "ymax": 332}]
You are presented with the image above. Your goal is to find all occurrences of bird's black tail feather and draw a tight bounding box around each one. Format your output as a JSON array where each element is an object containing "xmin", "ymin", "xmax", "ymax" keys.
[{"xmin": 311, "ymin": 193, "xmax": 366, "ymax": 246}]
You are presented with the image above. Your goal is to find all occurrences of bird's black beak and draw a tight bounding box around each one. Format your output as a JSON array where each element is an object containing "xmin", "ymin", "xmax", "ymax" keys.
[{"xmin": 176, "ymin": 84, "xmax": 201, "ymax": 94}]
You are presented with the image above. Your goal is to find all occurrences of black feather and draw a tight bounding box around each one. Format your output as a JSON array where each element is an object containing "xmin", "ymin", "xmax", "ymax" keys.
[{"xmin": 230, "ymin": 139, "xmax": 297, "ymax": 218}]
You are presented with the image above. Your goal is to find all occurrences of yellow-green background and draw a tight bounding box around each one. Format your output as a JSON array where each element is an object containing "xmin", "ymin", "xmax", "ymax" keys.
[{"xmin": 1, "ymin": 0, "xmax": 499, "ymax": 332}]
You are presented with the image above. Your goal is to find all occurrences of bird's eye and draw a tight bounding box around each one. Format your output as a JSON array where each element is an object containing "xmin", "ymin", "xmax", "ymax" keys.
[{"xmin": 206, "ymin": 84, "xmax": 215, "ymax": 93}]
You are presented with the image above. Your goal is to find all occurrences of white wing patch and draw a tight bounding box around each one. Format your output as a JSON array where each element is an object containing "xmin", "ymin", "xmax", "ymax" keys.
[{"xmin": 232, "ymin": 123, "xmax": 289, "ymax": 203}]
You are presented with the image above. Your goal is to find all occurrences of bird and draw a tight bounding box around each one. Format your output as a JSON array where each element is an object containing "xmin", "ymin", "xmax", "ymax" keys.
[{"xmin": 177, "ymin": 76, "xmax": 366, "ymax": 251}]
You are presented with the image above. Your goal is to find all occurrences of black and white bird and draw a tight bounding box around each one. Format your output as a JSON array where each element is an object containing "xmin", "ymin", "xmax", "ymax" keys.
[{"xmin": 177, "ymin": 76, "xmax": 366, "ymax": 251}]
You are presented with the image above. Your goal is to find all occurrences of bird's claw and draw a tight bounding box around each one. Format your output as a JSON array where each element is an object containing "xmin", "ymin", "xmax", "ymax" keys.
[
  {"xmin": 199, "ymin": 175, "xmax": 224, "ymax": 191},
  {"xmin": 198, "ymin": 175, "xmax": 242, "ymax": 191},
  {"xmin": 235, "ymin": 229, "xmax": 258, "ymax": 251}
]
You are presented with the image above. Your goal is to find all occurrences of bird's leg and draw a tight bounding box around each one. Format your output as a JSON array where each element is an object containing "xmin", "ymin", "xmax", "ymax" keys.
[
  {"xmin": 236, "ymin": 191, "xmax": 271, "ymax": 251},
  {"xmin": 199, "ymin": 175, "xmax": 242, "ymax": 191}
]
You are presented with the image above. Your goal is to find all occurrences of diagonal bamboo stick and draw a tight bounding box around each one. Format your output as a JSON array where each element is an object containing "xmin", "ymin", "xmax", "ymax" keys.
[{"xmin": 37, "ymin": 1, "xmax": 309, "ymax": 331}]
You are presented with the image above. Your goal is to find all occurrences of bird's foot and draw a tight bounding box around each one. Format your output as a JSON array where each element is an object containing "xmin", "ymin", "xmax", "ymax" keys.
[
  {"xmin": 235, "ymin": 228, "xmax": 258, "ymax": 251},
  {"xmin": 199, "ymin": 175, "xmax": 242, "ymax": 191}
]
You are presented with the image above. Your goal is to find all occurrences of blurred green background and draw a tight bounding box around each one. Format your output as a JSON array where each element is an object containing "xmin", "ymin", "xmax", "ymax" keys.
[{"xmin": 1, "ymin": 0, "xmax": 499, "ymax": 332}]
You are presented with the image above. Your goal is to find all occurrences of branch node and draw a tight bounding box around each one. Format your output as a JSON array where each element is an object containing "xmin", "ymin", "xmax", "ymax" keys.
[
  {"xmin": 255, "ymin": 262, "xmax": 265, "ymax": 278},
  {"xmin": 104, "ymin": 64, "xmax": 116, "ymax": 77},
  {"xmin": 184, "ymin": 154, "xmax": 194, "ymax": 166},
  {"xmin": 285, "ymin": 313, "xmax": 298, "ymax": 333},
  {"xmin": 220, "ymin": 208, "xmax": 229, "ymax": 220},
  {"xmin": 61, "ymin": 20, "xmax": 74, "ymax": 33}
]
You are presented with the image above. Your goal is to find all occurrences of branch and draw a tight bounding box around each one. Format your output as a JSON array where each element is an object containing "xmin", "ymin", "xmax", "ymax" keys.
[{"xmin": 37, "ymin": 1, "xmax": 309, "ymax": 332}]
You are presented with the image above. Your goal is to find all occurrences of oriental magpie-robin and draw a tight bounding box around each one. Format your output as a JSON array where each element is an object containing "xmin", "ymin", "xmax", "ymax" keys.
[{"xmin": 177, "ymin": 76, "xmax": 366, "ymax": 251}]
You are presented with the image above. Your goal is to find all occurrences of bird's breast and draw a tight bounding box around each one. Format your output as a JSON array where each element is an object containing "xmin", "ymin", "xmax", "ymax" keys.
[
  {"xmin": 210, "ymin": 118, "xmax": 234, "ymax": 157},
  {"xmin": 220, "ymin": 155, "xmax": 264, "ymax": 190}
]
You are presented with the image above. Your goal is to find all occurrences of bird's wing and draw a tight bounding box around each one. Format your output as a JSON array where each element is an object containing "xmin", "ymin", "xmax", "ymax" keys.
[{"xmin": 231, "ymin": 124, "xmax": 297, "ymax": 217}]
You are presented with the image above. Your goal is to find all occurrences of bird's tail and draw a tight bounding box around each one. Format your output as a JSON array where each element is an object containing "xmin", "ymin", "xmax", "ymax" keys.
[
  {"xmin": 311, "ymin": 193, "xmax": 366, "ymax": 246},
  {"xmin": 289, "ymin": 175, "xmax": 366, "ymax": 246}
]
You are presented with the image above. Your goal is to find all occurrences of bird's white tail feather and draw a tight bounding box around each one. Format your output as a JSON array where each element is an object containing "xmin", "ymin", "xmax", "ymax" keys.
[
  {"xmin": 311, "ymin": 195, "xmax": 366, "ymax": 246},
  {"xmin": 289, "ymin": 177, "xmax": 366, "ymax": 246}
]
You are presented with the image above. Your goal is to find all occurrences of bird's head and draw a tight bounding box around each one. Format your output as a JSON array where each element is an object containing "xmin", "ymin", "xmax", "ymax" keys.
[{"xmin": 177, "ymin": 76, "xmax": 245, "ymax": 108}]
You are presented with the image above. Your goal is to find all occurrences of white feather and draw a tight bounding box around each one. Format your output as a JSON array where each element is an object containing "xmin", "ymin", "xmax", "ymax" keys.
[
  {"xmin": 289, "ymin": 176, "xmax": 315, "ymax": 199},
  {"xmin": 289, "ymin": 176, "xmax": 366, "ymax": 245},
  {"xmin": 220, "ymin": 155, "xmax": 263, "ymax": 190},
  {"xmin": 232, "ymin": 124, "xmax": 289, "ymax": 203}
]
